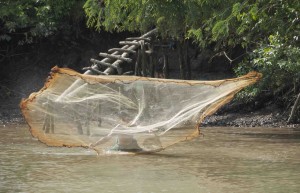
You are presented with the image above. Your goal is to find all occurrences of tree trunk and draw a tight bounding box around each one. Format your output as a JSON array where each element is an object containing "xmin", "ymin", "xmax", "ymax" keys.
[
  {"xmin": 184, "ymin": 41, "xmax": 191, "ymax": 80},
  {"xmin": 140, "ymin": 40, "xmax": 147, "ymax": 76},
  {"xmin": 150, "ymin": 51, "xmax": 155, "ymax": 78},
  {"xmin": 163, "ymin": 54, "xmax": 169, "ymax": 79},
  {"xmin": 178, "ymin": 42, "xmax": 186, "ymax": 80},
  {"xmin": 135, "ymin": 49, "xmax": 141, "ymax": 76},
  {"xmin": 287, "ymin": 92, "xmax": 300, "ymax": 124}
]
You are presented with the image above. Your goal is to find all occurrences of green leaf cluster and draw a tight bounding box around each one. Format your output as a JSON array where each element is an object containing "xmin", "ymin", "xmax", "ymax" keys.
[
  {"xmin": 84, "ymin": 0, "xmax": 300, "ymax": 108},
  {"xmin": 236, "ymin": 33, "xmax": 300, "ymax": 103},
  {"xmin": 1, "ymin": 0, "xmax": 299, "ymax": 109},
  {"xmin": 0, "ymin": 0, "xmax": 85, "ymax": 44}
]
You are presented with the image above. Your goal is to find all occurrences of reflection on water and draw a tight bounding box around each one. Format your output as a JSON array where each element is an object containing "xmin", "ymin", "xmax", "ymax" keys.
[{"xmin": 1, "ymin": 124, "xmax": 300, "ymax": 193}]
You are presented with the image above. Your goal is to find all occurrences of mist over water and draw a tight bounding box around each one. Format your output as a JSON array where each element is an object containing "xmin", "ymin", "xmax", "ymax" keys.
[{"xmin": 1, "ymin": 124, "xmax": 300, "ymax": 193}]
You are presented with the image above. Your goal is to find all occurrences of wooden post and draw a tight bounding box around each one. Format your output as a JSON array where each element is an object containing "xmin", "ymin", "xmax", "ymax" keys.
[
  {"xmin": 74, "ymin": 114, "xmax": 83, "ymax": 135},
  {"xmin": 126, "ymin": 37, "xmax": 151, "ymax": 41},
  {"xmin": 288, "ymin": 92, "xmax": 300, "ymax": 124},
  {"xmin": 57, "ymin": 28, "xmax": 158, "ymax": 101},
  {"xmin": 85, "ymin": 101, "xmax": 91, "ymax": 136},
  {"xmin": 99, "ymin": 53, "xmax": 132, "ymax": 63},
  {"xmin": 76, "ymin": 120, "xmax": 83, "ymax": 135},
  {"xmin": 44, "ymin": 29, "xmax": 158, "ymax": 136},
  {"xmin": 163, "ymin": 54, "xmax": 169, "ymax": 79},
  {"xmin": 97, "ymin": 103, "xmax": 102, "ymax": 127},
  {"xmin": 50, "ymin": 112, "xmax": 54, "ymax": 134},
  {"xmin": 178, "ymin": 42, "xmax": 186, "ymax": 80},
  {"xmin": 140, "ymin": 40, "xmax": 147, "ymax": 77},
  {"xmin": 135, "ymin": 49, "xmax": 142, "ymax": 76},
  {"xmin": 43, "ymin": 99, "xmax": 54, "ymax": 134},
  {"xmin": 150, "ymin": 50, "xmax": 155, "ymax": 78},
  {"xmin": 184, "ymin": 40, "xmax": 191, "ymax": 80},
  {"xmin": 108, "ymin": 48, "xmax": 136, "ymax": 54},
  {"xmin": 147, "ymin": 38, "xmax": 155, "ymax": 78}
]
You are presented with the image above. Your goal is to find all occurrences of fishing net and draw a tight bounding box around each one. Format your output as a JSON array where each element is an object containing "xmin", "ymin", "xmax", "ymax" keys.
[{"xmin": 21, "ymin": 67, "xmax": 261, "ymax": 154}]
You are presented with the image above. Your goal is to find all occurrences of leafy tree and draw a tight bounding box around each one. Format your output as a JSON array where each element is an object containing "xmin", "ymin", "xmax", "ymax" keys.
[
  {"xmin": 0, "ymin": 0, "xmax": 85, "ymax": 44},
  {"xmin": 84, "ymin": 0, "xmax": 234, "ymax": 42},
  {"xmin": 84, "ymin": 0, "xmax": 300, "ymax": 119},
  {"xmin": 1, "ymin": 0, "xmax": 299, "ymax": 119}
]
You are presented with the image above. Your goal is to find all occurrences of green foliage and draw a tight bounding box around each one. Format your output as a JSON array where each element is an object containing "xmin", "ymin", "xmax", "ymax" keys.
[
  {"xmin": 231, "ymin": 0, "xmax": 300, "ymax": 107},
  {"xmin": 212, "ymin": 20, "xmax": 229, "ymax": 41},
  {"xmin": 84, "ymin": 0, "xmax": 188, "ymax": 38},
  {"xmin": 235, "ymin": 34, "xmax": 300, "ymax": 103},
  {"xmin": 1, "ymin": 0, "xmax": 299, "ymax": 111},
  {"xmin": 83, "ymin": 0, "xmax": 300, "ymax": 109},
  {"xmin": 0, "ymin": 0, "xmax": 85, "ymax": 44},
  {"xmin": 187, "ymin": 28, "xmax": 204, "ymax": 47}
]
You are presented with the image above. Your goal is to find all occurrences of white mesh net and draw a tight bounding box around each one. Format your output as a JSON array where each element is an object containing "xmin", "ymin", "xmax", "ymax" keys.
[{"xmin": 21, "ymin": 67, "xmax": 261, "ymax": 154}]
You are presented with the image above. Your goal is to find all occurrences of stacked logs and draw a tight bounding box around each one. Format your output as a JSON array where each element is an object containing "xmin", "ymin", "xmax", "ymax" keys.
[{"xmin": 84, "ymin": 29, "xmax": 191, "ymax": 79}]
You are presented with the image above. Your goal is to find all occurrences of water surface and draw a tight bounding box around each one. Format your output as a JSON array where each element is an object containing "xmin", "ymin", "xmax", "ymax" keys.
[{"xmin": 1, "ymin": 124, "xmax": 299, "ymax": 193}]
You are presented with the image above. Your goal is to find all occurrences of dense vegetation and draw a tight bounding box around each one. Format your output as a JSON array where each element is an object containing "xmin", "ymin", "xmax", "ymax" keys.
[
  {"xmin": 1, "ymin": 0, "xmax": 299, "ymax": 122},
  {"xmin": 0, "ymin": 0, "xmax": 85, "ymax": 44}
]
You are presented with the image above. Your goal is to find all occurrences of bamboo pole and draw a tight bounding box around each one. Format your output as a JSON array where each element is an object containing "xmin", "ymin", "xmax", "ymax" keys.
[
  {"xmin": 126, "ymin": 37, "xmax": 151, "ymax": 41},
  {"xmin": 119, "ymin": 41, "xmax": 141, "ymax": 46},
  {"xmin": 56, "ymin": 28, "xmax": 157, "ymax": 101},
  {"xmin": 82, "ymin": 67, "xmax": 108, "ymax": 75},
  {"xmin": 46, "ymin": 29, "xmax": 157, "ymax": 136},
  {"xmin": 108, "ymin": 48, "xmax": 136, "ymax": 54},
  {"xmin": 104, "ymin": 29, "xmax": 158, "ymax": 75},
  {"xmin": 99, "ymin": 52, "xmax": 132, "ymax": 63},
  {"xmin": 90, "ymin": 58, "xmax": 117, "ymax": 69}
]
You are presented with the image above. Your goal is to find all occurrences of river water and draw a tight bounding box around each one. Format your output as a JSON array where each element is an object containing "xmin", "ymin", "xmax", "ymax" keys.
[{"xmin": 0, "ymin": 123, "xmax": 299, "ymax": 193}]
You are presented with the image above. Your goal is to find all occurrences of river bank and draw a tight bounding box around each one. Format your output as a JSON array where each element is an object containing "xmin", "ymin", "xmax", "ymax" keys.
[
  {"xmin": 0, "ymin": 31, "xmax": 298, "ymax": 128},
  {"xmin": 202, "ymin": 102, "xmax": 299, "ymax": 128},
  {"xmin": 1, "ymin": 95, "xmax": 298, "ymax": 128}
]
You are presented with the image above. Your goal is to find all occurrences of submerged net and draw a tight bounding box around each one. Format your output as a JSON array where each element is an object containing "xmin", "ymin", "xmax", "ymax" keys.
[{"xmin": 21, "ymin": 67, "xmax": 261, "ymax": 154}]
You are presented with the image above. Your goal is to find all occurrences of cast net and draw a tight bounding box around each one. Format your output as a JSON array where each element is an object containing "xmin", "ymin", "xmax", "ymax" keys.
[{"xmin": 21, "ymin": 67, "xmax": 261, "ymax": 154}]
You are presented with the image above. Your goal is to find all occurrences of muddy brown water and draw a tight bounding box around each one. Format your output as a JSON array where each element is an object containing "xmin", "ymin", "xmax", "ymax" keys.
[{"xmin": 1, "ymin": 123, "xmax": 300, "ymax": 193}]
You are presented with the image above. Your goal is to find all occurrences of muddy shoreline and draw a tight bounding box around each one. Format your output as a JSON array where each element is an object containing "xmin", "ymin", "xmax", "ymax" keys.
[
  {"xmin": 1, "ymin": 96, "xmax": 298, "ymax": 128},
  {"xmin": 0, "ymin": 34, "xmax": 298, "ymax": 128},
  {"xmin": 202, "ymin": 101, "xmax": 299, "ymax": 128}
]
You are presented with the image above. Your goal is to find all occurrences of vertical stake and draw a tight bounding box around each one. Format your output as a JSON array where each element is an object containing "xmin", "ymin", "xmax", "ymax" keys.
[
  {"xmin": 163, "ymin": 54, "xmax": 169, "ymax": 79},
  {"xmin": 135, "ymin": 49, "xmax": 141, "ymax": 76},
  {"xmin": 184, "ymin": 40, "xmax": 191, "ymax": 79},
  {"xmin": 178, "ymin": 42, "xmax": 186, "ymax": 80}
]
